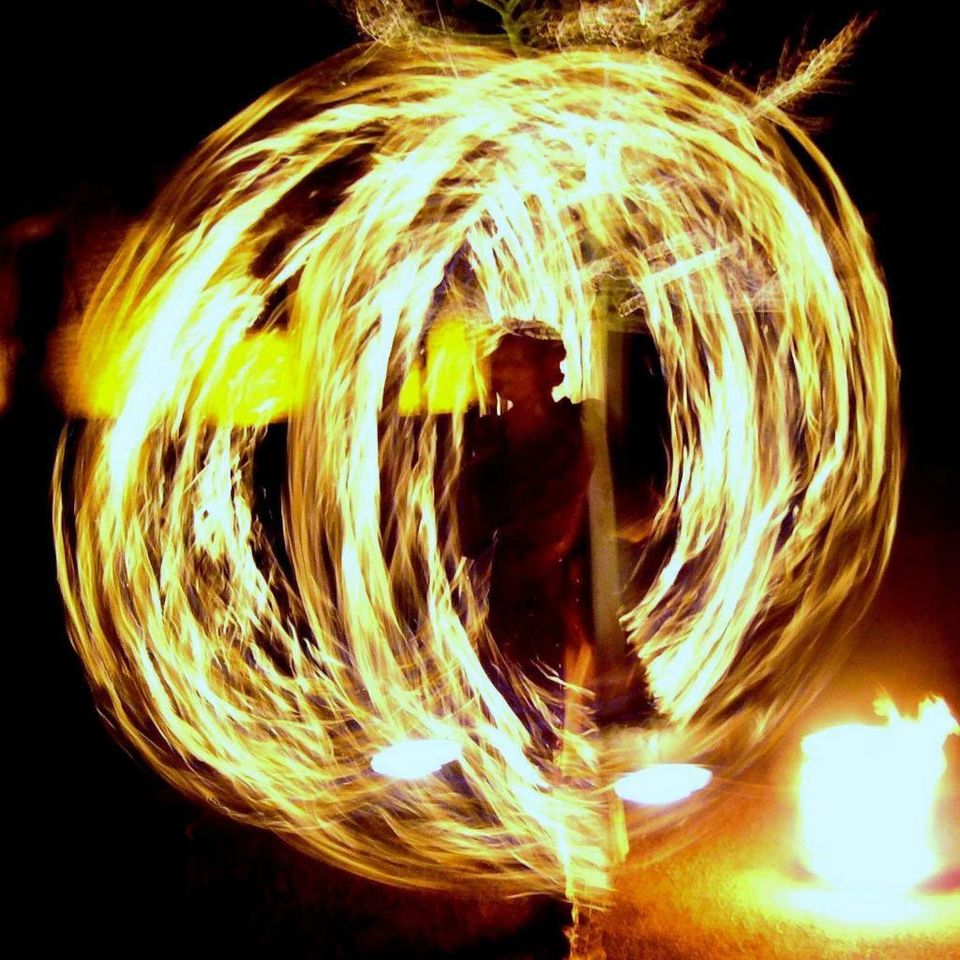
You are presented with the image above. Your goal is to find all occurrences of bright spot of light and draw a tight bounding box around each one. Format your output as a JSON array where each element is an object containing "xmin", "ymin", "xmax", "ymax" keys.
[
  {"xmin": 371, "ymin": 738, "xmax": 463, "ymax": 780},
  {"xmin": 737, "ymin": 868, "xmax": 960, "ymax": 935},
  {"xmin": 614, "ymin": 763, "xmax": 712, "ymax": 805},
  {"xmin": 784, "ymin": 885, "xmax": 926, "ymax": 926},
  {"xmin": 798, "ymin": 695, "xmax": 958, "ymax": 893}
]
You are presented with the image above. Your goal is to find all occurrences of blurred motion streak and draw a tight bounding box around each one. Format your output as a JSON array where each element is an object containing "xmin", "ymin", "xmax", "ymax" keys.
[{"xmin": 51, "ymin": 8, "xmax": 900, "ymax": 900}]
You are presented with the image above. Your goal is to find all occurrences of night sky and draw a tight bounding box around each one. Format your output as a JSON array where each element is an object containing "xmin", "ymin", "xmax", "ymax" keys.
[{"xmin": 6, "ymin": 3, "xmax": 956, "ymax": 956}]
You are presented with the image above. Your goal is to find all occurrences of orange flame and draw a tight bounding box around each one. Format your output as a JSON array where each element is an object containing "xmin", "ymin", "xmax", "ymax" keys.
[{"xmin": 799, "ymin": 696, "xmax": 959, "ymax": 894}]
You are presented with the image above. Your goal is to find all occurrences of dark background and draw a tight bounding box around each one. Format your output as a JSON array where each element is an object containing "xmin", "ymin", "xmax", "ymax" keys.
[{"xmin": 5, "ymin": 2, "xmax": 956, "ymax": 955}]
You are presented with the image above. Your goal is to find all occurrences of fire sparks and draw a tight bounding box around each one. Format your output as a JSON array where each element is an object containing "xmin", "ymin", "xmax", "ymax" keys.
[
  {"xmin": 53, "ymin": 16, "xmax": 899, "ymax": 898},
  {"xmin": 798, "ymin": 696, "xmax": 959, "ymax": 894}
]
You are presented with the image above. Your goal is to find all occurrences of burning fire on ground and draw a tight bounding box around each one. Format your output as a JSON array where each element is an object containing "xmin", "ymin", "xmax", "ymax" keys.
[{"xmin": 799, "ymin": 696, "xmax": 959, "ymax": 896}]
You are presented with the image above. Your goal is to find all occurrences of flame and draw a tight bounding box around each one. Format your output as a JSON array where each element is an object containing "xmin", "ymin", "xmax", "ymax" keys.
[
  {"xmin": 799, "ymin": 696, "xmax": 959, "ymax": 893},
  {"xmin": 371, "ymin": 738, "xmax": 463, "ymax": 779},
  {"xmin": 614, "ymin": 763, "xmax": 712, "ymax": 806},
  {"xmin": 54, "ymin": 314, "xmax": 483, "ymax": 422},
  {"xmin": 52, "ymin": 30, "xmax": 899, "ymax": 897}
]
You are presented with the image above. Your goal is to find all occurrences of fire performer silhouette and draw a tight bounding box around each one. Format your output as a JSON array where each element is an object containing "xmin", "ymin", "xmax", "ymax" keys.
[
  {"xmin": 458, "ymin": 324, "xmax": 661, "ymax": 742},
  {"xmin": 457, "ymin": 325, "xmax": 589, "ymax": 956},
  {"xmin": 458, "ymin": 327, "xmax": 595, "ymax": 743}
]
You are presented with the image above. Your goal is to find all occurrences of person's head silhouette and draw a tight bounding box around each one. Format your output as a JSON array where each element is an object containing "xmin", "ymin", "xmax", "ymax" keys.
[{"xmin": 490, "ymin": 330, "xmax": 565, "ymax": 407}]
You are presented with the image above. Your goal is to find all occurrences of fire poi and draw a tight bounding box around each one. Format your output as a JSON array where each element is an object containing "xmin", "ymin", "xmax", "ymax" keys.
[{"xmin": 52, "ymin": 0, "xmax": 903, "ymax": 908}]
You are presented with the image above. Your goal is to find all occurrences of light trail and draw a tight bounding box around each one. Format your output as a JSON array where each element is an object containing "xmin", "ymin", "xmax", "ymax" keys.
[{"xmin": 53, "ymin": 21, "xmax": 899, "ymax": 898}]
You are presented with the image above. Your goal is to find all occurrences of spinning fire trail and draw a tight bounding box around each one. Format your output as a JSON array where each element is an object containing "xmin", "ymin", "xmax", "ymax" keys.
[{"xmin": 52, "ymin": 5, "xmax": 900, "ymax": 903}]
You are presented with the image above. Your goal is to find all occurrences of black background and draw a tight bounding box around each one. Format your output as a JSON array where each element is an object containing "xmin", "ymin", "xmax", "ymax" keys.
[{"xmin": 5, "ymin": 2, "xmax": 956, "ymax": 955}]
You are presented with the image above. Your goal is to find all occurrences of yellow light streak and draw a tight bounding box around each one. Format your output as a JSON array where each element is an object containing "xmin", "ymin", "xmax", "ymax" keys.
[
  {"xmin": 55, "ymin": 316, "xmax": 483, "ymax": 422},
  {"xmin": 52, "ymin": 27, "xmax": 899, "ymax": 898}
]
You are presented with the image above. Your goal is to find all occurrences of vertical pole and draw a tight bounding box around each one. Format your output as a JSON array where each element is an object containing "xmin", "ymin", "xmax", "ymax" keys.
[{"xmin": 586, "ymin": 312, "xmax": 625, "ymax": 683}]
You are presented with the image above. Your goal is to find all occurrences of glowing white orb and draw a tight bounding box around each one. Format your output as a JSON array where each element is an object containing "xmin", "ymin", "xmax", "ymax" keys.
[
  {"xmin": 371, "ymin": 739, "xmax": 463, "ymax": 780},
  {"xmin": 798, "ymin": 696, "xmax": 958, "ymax": 893},
  {"xmin": 614, "ymin": 763, "xmax": 712, "ymax": 806}
]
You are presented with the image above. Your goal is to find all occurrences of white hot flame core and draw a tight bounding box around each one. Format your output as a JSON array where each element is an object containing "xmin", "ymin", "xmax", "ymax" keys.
[
  {"xmin": 799, "ymin": 696, "xmax": 959, "ymax": 893},
  {"xmin": 371, "ymin": 738, "xmax": 463, "ymax": 779},
  {"xmin": 614, "ymin": 763, "xmax": 712, "ymax": 806}
]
